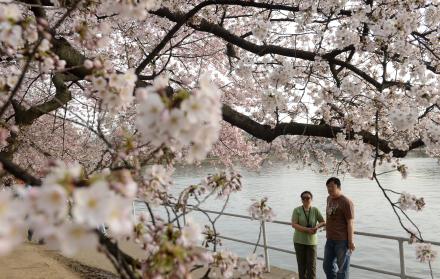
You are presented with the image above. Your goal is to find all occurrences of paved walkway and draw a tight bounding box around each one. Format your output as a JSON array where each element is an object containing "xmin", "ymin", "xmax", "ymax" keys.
[
  {"xmin": 0, "ymin": 243, "xmax": 80, "ymax": 279},
  {"xmin": 0, "ymin": 242, "xmax": 297, "ymax": 278}
]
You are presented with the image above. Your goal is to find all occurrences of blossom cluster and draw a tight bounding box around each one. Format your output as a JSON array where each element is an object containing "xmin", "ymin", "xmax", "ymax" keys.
[
  {"xmin": 133, "ymin": 217, "xmax": 211, "ymax": 278},
  {"xmin": 269, "ymin": 62, "xmax": 296, "ymax": 87},
  {"xmin": 333, "ymin": 27, "xmax": 360, "ymax": 49},
  {"xmin": 235, "ymin": 57, "xmax": 254, "ymax": 80},
  {"xmin": 0, "ymin": 4, "xmax": 37, "ymax": 55},
  {"xmin": 252, "ymin": 19, "xmax": 270, "ymax": 41},
  {"xmin": 0, "ymin": 4, "xmax": 66, "ymax": 73},
  {"xmin": 0, "ymin": 67, "xmax": 20, "ymax": 94},
  {"xmin": 138, "ymin": 164, "xmax": 173, "ymax": 206},
  {"xmin": 210, "ymin": 250, "xmax": 238, "ymax": 278},
  {"xmin": 426, "ymin": 120, "xmax": 440, "ymax": 139},
  {"xmin": 248, "ymin": 197, "xmax": 276, "ymax": 222},
  {"xmin": 398, "ymin": 192, "xmax": 425, "ymax": 211},
  {"xmin": 0, "ymin": 161, "xmax": 137, "ymax": 256},
  {"xmin": 36, "ymin": 38, "xmax": 66, "ymax": 73},
  {"xmin": 261, "ymin": 90, "xmax": 288, "ymax": 112},
  {"xmin": 175, "ymin": 170, "xmax": 243, "ymax": 213},
  {"xmin": 396, "ymin": 164, "xmax": 409, "ymax": 179},
  {"xmin": 135, "ymin": 75, "xmax": 222, "ymax": 163},
  {"xmin": 73, "ymin": 20, "xmax": 111, "ymax": 49},
  {"xmin": 0, "ymin": 127, "xmax": 9, "ymax": 148},
  {"xmin": 0, "ymin": 125, "xmax": 18, "ymax": 150},
  {"xmin": 422, "ymin": 120, "xmax": 440, "ymax": 156},
  {"xmin": 85, "ymin": 58, "xmax": 137, "ymax": 111},
  {"xmin": 341, "ymin": 140, "xmax": 373, "ymax": 179},
  {"xmin": 0, "ymin": 189, "xmax": 27, "ymax": 256},
  {"xmin": 211, "ymin": 124, "xmax": 266, "ymax": 169},
  {"xmin": 415, "ymin": 243, "xmax": 437, "ymax": 263},
  {"xmin": 202, "ymin": 170, "xmax": 242, "ymax": 199},
  {"xmin": 388, "ymin": 104, "xmax": 419, "ymax": 131},
  {"xmin": 208, "ymin": 250, "xmax": 266, "ymax": 279},
  {"xmin": 201, "ymin": 225, "xmax": 222, "ymax": 249},
  {"xmin": 98, "ymin": 0, "xmax": 162, "ymax": 20},
  {"xmin": 237, "ymin": 254, "xmax": 266, "ymax": 279}
]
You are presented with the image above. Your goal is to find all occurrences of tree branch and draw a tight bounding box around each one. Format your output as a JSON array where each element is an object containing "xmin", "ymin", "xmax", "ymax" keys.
[
  {"xmin": 136, "ymin": 0, "xmax": 299, "ymax": 74},
  {"xmin": 0, "ymin": 153, "xmax": 42, "ymax": 185},
  {"xmin": 14, "ymin": 74, "xmax": 72, "ymax": 125},
  {"xmin": 221, "ymin": 104, "xmax": 424, "ymax": 157},
  {"xmin": 151, "ymin": 7, "xmax": 382, "ymax": 90}
]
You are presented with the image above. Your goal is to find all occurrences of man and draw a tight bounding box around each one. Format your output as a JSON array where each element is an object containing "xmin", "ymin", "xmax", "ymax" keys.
[{"xmin": 323, "ymin": 177, "xmax": 355, "ymax": 279}]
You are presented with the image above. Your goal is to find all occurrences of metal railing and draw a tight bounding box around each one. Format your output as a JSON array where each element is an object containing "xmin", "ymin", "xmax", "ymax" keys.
[{"xmin": 175, "ymin": 206, "xmax": 440, "ymax": 279}]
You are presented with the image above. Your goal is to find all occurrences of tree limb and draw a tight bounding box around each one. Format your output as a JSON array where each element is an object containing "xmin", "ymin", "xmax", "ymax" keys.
[
  {"xmin": 0, "ymin": 153, "xmax": 42, "ymax": 185},
  {"xmin": 14, "ymin": 74, "xmax": 72, "ymax": 125},
  {"xmin": 221, "ymin": 104, "xmax": 424, "ymax": 157},
  {"xmin": 151, "ymin": 7, "xmax": 383, "ymax": 90}
]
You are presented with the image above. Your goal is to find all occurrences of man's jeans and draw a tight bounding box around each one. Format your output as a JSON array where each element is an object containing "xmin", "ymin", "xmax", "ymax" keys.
[{"xmin": 323, "ymin": 240, "xmax": 351, "ymax": 279}]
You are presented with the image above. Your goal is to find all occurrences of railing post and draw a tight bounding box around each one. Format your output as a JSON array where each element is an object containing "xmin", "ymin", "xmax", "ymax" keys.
[
  {"xmin": 398, "ymin": 239, "xmax": 406, "ymax": 279},
  {"xmin": 261, "ymin": 220, "xmax": 270, "ymax": 272}
]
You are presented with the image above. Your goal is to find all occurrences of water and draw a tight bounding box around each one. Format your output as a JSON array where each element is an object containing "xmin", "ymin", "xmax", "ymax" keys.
[{"xmin": 138, "ymin": 157, "xmax": 440, "ymax": 279}]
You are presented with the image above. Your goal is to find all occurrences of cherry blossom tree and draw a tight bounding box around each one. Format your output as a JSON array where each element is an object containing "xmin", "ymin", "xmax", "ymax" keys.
[{"xmin": 0, "ymin": 0, "xmax": 439, "ymax": 278}]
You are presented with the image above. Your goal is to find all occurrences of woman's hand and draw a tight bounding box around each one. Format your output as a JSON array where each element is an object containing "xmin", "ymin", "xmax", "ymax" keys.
[{"xmin": 307, "ymin": 227, "xmax": 317, "ymax": 234}]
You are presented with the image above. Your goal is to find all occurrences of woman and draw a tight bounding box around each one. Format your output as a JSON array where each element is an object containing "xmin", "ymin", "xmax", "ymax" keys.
[{"xmin": 291, "ymin": 191, "xmax": 325, "ymax": 279}]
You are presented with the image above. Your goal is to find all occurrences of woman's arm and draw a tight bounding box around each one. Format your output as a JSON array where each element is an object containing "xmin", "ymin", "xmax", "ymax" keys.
[
  {"xmin": 316, "ymin": 221, "xmax": 326, "ymax": 229},
  {"xmin": 292, "ymin": 222, "xmax": 314, "ymax": 234},
  {"xmin": 291, "ymin": 208, "xmax": 314, "ymax": 234}
]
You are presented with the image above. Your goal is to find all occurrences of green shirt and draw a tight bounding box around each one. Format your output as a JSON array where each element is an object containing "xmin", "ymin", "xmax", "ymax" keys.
[{"xmin": 292, "ymin": 206, "xmax": 324, "ymax": 246}]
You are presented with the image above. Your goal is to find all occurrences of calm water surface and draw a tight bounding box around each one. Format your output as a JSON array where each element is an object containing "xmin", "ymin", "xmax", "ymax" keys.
[{"xmin": 138, "ymin": 157, "xmax": 440, "ymax": 279}]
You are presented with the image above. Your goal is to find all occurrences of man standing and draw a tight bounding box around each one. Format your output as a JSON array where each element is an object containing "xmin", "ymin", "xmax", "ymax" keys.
[{"xmin": 323, "ymin": 177, "xmax": 355, "ymax": 279}]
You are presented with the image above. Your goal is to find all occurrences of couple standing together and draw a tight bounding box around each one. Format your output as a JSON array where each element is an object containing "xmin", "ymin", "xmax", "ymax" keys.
[{"xmin": 291, "ymin": 177, "xmax": 355, "ymax": 279}]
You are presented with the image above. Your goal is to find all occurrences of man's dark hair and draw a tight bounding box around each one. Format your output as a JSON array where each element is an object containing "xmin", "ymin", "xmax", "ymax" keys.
[
  {"xmin": 300, "ymin": 191, "xmax": 313, "ymax": 199},
  {"xmin": 326, "ymin": 177, "xmax": 341, "ymax": 188}
]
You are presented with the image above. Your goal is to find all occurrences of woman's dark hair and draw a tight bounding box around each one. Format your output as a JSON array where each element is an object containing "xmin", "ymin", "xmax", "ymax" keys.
[
  {"xmin": 326, "ymin": 177, "xmax": 341, "ymax": 188},
  {"xmin": 300, "ymin": 191, "xmax": 313, "ymax": 199}
]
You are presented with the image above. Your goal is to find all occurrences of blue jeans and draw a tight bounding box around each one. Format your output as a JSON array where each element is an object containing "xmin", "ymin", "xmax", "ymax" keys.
[{"xmin": 323, "ymin": 240, "xmax": 351, "ymax": 279}]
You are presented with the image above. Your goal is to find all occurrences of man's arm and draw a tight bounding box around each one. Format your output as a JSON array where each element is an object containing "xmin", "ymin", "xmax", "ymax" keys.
[
  {"xmin": 316, "ymin": 209, "xmax": 326, "ymax": 229},
  {"xmin": 347, "ymin": 218, "xmax": 355, "ymax": 251},
  {"xmin": 344, "ymin": 199, "xmax": 355, "ymax": 252}
]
